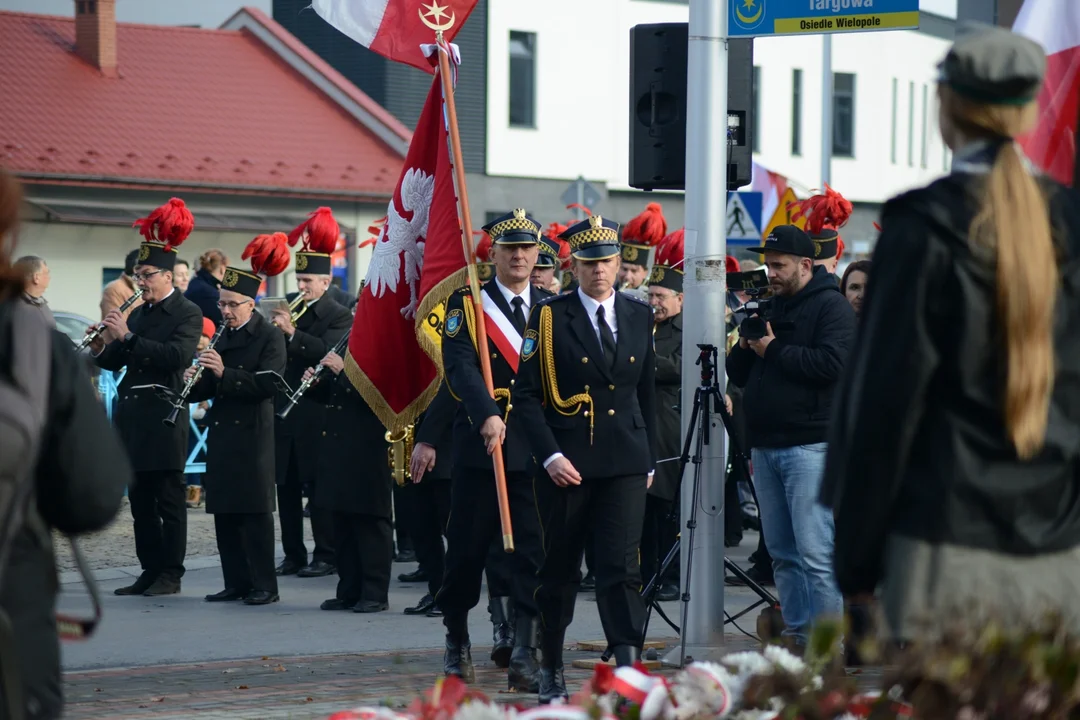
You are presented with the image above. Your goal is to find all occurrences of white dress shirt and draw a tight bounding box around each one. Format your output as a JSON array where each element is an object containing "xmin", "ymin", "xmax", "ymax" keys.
[
  {"xmin": 495, "ymin": 277, "xmax": 531, "ymax": 319},
  {"xmin": 576, "ymin": 287, "xmax": 617, "ymax": 342}
]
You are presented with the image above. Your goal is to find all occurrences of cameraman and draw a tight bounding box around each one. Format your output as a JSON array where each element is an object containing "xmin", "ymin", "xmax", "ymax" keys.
[{"xmin": 726, "ymin": 225, "xmax": 855, "ymax": 651}]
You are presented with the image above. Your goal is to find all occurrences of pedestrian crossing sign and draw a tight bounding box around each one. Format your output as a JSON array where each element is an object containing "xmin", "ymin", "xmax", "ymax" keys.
[{"xmin": 726, "ymin": 192, "xmax": 763, "ymax": 243}]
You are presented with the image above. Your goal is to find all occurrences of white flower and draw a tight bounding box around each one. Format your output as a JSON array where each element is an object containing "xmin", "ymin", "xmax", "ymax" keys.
[
  {"xmin": 762, "ymin": 645, "xmax": 807, "ymax": 676},
  {"xmin": 720, "ymin": 651, "xmax": 773, "ymax": 679},
  {"xmin": 453, "ymin": 701, "xmax": 515, "ymax": 720}
]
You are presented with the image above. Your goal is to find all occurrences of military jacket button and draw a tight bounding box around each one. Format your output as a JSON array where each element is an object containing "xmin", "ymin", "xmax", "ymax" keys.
[
  {"xmin": 582, "ymin": 357, "xmax": 588, "ymax": 363},
  {"xmin": 630, "ymin": 356, "xmax": 636, "ymax": 363},
  {"xmin": 609, "ymin": 384, "xmax": 615, "ymax": 390},
  {"xmin": 608, "ymin": 409, "xmax": 615, "ymax": 416}
]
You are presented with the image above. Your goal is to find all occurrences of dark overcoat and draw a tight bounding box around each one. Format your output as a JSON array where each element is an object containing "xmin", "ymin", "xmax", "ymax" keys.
[
  {"xmin": 94, "ymin": 288, "xmax": 202, "ymax": 472},
  {"xmin": 189, "ymin": 311, "xmax": 286, "ymax": 514},
  {"xmin": 650, "ymin": 312, "xmax": 682, "ymax": 501}
]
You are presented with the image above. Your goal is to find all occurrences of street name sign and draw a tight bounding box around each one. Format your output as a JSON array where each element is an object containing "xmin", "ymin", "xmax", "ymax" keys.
[{"xmin": 728, "ymin": 0, "xmax": 921, "ymax": 37}]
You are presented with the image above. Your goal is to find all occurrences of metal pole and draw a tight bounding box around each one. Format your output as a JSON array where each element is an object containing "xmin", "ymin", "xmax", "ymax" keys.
[
  {"xmin": 821, "ymin": 34, "xmax": 833, "ymax": 188},
  {"xmin": 663, "ymin": 0, "xmax": 728, "ymax": 666},
  {"xmin": 576, "ymin": 177, "xmax": 586, "ymax": 220}
]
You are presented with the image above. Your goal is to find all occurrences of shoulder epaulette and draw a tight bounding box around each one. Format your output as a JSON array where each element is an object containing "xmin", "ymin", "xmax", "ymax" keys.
[
  {"xmin": 455, "ymin": 285, "xmax": 472, "ymax": 295},
  {"xmin": 619, "ymin": 292, "xmax": 651, "ymax": 308},
  {"xmin": 537, "ymin": 292, "xmax": 570, "ymax": 306}
]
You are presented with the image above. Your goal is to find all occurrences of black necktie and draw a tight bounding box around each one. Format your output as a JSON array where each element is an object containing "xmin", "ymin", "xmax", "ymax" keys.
[
  {"xmin": 511, "ymin": 296, "xmax": 527, "ymax": 335},
  {"xmin": 596, "ymin": 306, "xmax": 616, "ymax": 369}
]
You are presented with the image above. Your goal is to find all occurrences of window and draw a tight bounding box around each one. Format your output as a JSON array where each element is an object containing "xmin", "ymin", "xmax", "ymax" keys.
[
  {"xmin": 907, "ymin": 81, "xmax": 915, "ymax": 167},
  {"xmin": 508, "ymin": 31, "xmax": 536, "ymax": 128},
  {"xmin": 832, "ymin": 73, "xmax": 855, "ymax": 158},
  {"xmin": 791, "ymin": 69, "xmax": 803, "ymax": 156},
  {"xmin": 752, "ymin": 66, "xmax": 761, "ymax": 153},
  {"xmin": 890, "ymin": 78, "xmax": 898, "ymax": 164},
  {"xmin": 920, "ymin": 84, "xmax": 929, "ymax": 168}
]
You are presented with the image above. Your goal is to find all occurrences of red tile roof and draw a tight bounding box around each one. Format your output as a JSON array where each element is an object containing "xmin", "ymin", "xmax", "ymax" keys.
[{"xmin": 0, "ymin": 7, "xmax": 411, "ymax": 200}]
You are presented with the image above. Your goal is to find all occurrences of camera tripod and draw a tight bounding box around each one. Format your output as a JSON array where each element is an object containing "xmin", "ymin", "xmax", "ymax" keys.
[{"xmin": 599, "ymin": 343, "xmax": 779, "ymax": 667}]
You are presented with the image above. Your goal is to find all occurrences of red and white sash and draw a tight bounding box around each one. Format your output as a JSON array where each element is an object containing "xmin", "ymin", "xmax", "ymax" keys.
[{"xmin": 481, "ymin": 288, "xmax": 524, "ymax": 373}]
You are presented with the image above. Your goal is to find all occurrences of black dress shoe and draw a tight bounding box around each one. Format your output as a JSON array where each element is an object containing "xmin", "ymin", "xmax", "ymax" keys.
[
  {"xmin": 657, "ymin": 583, "xmax": 680, "ymax": 602},
  {"xmin": 538, "ymin": 666, "xmax": 568, "ymax": 704},
  {"xmin": 321, "ymin": 597, "xmax": 358, "ymax": 611},
  {"xmin": 114, "ymin": 574, "xmax": 156, "ymax": 596},
  {"xmin": 394, "ymin": 549, "xmax": 417, "ymax": 563},
  {"xmin": 143, "ymin": 578, "xmax": 181, "ymax": 596},
  {"xmin": 426, "ymin": 603, "xmax": 444, "ymax": 618},
  {"xmin": 579, "ymin": 572, "xmax": 596, "ymax": 592},
  {"xmin": 275, "ymin": 559, "xmax": 303, "ymax": 576},
  {"xmin": 206, "ymin": 588, "xmax": 248, "ymax": 602},
  {"xmin": 726, "ymin": 564, "xmax": 775, "ymax": 587},
  {"xmin": 353, "ymin": 600, "xmax": 389, "ymax": 613},
  {"xmin": 297, "ymin": 561, "xmax": 335, "ymax": 578},
  {"xmin": 404, "ymin": 593, "xmax": 436, "ymax": 615},
  {"xmin": 243, "ymin": 590, "xmax": 280, "ymax": 605},
  {"xmin": 398, "ymin": 568, "xmax": 428, "ymax": 583}
]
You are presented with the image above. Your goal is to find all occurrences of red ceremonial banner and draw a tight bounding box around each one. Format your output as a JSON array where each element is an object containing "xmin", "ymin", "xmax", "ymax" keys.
[{"xmin": 344, "ymin": 70, "xmax": 467, "ymax": 431}]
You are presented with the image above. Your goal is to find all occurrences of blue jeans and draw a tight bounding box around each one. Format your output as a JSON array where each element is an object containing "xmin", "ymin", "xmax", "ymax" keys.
[{"xmin": 751, "ymin": 443, "xmax": 842, "ymax": 643}]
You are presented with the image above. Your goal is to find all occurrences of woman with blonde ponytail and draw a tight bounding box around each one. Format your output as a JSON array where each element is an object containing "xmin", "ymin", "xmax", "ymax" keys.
[{"xmin": 823, "ymin": 24, "xmax": 1080, "ymax": 642}]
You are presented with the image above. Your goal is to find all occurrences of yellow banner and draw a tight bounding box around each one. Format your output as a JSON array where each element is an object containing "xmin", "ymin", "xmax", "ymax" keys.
[
  {"xmin": 761, "ymin": 188, "xmax": 806, "ymax": 240},
  {"xmin": 774, "ymin": 11, "xmax": 920, "ymax": 34}
]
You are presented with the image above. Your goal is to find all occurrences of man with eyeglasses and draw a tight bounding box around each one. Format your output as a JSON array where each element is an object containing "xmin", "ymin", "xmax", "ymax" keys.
[
  {"xmin": 271, "ymin": 213, "xmax": 353, "ymax": 579},
  {"xmin": 88, "ymin": 201, "xmax": 203, "ymax": 597}
]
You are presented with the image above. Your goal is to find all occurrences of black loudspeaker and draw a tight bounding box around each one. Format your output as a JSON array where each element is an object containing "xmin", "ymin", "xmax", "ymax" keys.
[{"xmin": 629, "ymin": 24, "xmax": 754, "ymax": 192}]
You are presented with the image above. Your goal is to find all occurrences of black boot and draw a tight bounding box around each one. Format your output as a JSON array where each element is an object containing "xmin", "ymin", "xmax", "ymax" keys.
[
  {"xmin": 442, "ymin": 613, "xmax": 475, "ymax": 683},
  {"xmin": 489, "ymin": 596, "xmax": 514, "ymax": 669},
  {"xmin": 538, "ymin": 628, "xmax": 567, "ymax": 704},
  {"xmin": 508, "ymin": 613, "xmax": 541, "ymax": 692},
  {"xmin": 612, "ymin": 644, "xmax": 641, "ymax": 667}
]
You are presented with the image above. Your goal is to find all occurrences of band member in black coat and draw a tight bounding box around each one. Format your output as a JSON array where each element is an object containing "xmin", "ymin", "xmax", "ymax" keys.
[
  {"xmin": 437, "ymin": 210, "xmax": 550, "ymax": 692},
  {"xmin": 300, "ymin": 347, "xmax": 395, "ymax": 613},
  {"xmin": 90, "ymin": 199, "xmax": 203, "ymax": 597},
  {"xmin": 187, "ymin": 237, "xmax": 287, "ymax": 605},
  {"xmin": 405, "ymin": 381, "xmax": 456, "ymax": 617},
  {"xmin": 273, "ymin": 209, "xmax": 353, "ymax": 578},
  {"xmin": 510, "ymin": 214, "xmax": 658, "ymax": 703}
]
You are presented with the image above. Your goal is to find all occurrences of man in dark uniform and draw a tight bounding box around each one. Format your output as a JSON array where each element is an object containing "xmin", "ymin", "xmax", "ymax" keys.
[
  {"xmin": 510, "ymin": 214, "xmax": 658, "ymax": 703},
  {"xmin": 91, "ymin": 201, "xmax": 203, "ymax": 597},
  {"xmin": 271, "ymin": 238, "xmax": 353, "ymax": 578},
  {"xmin": 437, "ymin": 209, "xmax": 549, "ymax": 692},
  {"xmin": 301, "ymin": 347, "xmax": 394, "ymax": 613},
  {"xmin": 530, "ymin": 233, "xmax": 560, "ymax": 293},
  {"xmin": 404, "ymin": 382, "xmax": 456, "ymax": 617},
  {"xmin": 188, "ymin": 251, "xmax": 287, "ymax": 605},
  {"xmin": 643, "ymin": 234, "xmax": 685, "ymax": 602}
]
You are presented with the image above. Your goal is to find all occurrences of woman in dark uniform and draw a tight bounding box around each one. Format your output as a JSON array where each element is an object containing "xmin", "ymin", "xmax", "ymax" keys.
[
  {"xmin": 824, "ymin": 25, "xmax": 1080, "ymax": 642},
  {"xmin": 187, "ymin": 235, "xmax": 287, "ymax": 606}
]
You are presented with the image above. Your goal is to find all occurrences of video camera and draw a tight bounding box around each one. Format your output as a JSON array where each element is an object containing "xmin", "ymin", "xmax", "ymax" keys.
[{"xmin": 726, "ymin": 268, "xmax": 774, "ymax": 341}]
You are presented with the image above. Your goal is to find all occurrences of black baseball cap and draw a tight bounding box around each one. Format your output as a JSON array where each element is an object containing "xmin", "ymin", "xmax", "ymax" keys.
[{"xmin": 752, "ymin": 225, "xmax": 815, "ymax": 258}]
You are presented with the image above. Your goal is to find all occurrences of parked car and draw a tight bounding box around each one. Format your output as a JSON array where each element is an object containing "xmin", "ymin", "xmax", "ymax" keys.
[{"xmin": 53, "ymin": 310, "xmax": 95, "ymax": 347}]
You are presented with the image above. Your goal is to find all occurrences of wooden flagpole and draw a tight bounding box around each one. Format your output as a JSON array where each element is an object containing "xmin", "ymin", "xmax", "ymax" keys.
[{"xmin": 433, "ymin": 28, "xmax": 515, "ymax": 553}]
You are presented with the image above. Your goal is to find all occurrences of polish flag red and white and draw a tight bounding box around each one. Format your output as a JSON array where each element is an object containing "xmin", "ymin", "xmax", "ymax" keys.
[
  {"xmin": 746, "ymin": 160, "xmax": 790, "ymax": 237},
  {"xmin": 311, "ymin": 0, "xmax": 479, "ymax": 73},
  {"xmin": 1014, "ymin": 0, "xmax": 1080, "ymax": 186}
]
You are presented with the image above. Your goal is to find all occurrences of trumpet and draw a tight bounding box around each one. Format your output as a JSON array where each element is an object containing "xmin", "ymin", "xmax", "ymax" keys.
[
  {"xmin": 386, "ymin": 425, "xmax": 415, "ymax": 487},
  {"xmin": 163, "ymin": 322, "xmax": 227, "ymax": 427},
  {"xmin": 77, "ymin": 287, "xmax": 143, "ymax": 352},
  {"xmin": 272, "ymin": 294, "xmax": 307, "ymax": 329},
  {"xmin": 276, "ymin": 333, "xmax": 349, "ymax": 420}
]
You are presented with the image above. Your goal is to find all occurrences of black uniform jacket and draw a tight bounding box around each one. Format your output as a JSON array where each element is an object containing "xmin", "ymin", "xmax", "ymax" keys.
[
  {"xmin": 94, "ymin": 288, "xmax": 202, "ymax": 472},
  {"xmin": 189, "ymin": 311, "xmax": 286, "ymax": 514},
  {"xmin": 442, "ymin": 280, "xmax": 552, "ymax": 474},
  {"xmin": 510, "ymin": 289, "xmax": 658, "ymax": 480},
  {"xmin": 303, "ymin": 368, "xmax": 393, "ymax": 517},
  {"xmin": 414, "ymin": 381, "xmax": 456, "ymax": 481},
  {"xmin": 650, "ymin": 312, "xmax": 682, "ymax": 501},
  {"xmin": 823, "ymin": 171, "xmax": 1080, "ymax": 596}
]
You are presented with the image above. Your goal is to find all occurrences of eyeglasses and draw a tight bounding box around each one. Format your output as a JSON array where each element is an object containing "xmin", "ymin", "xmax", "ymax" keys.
[
  {"xmin": 216, "ymin": 300, "xmax": 252, "ymax": 310},
  {"xmin": 133, "ymin": 270, "xmax": 162, "ymax": 282}
]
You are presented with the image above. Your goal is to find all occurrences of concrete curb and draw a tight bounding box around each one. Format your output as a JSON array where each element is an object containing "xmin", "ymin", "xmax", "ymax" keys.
[{"xmin": 58, "ymin": 543, "xmax": 292, "ymax": 585}]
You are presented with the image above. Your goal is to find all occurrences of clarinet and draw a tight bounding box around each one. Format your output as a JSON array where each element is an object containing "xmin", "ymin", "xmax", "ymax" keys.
[
  {"xmin": 277, "ymin": 333, "xmax": 350, "ymax": 420},
  {"xmin": 163, "ymin": 322, "xmax": 227, "ymax": 428},
  {"xmin": 76, "ymin": 287, "xmax": 144, "ymax": 352}
]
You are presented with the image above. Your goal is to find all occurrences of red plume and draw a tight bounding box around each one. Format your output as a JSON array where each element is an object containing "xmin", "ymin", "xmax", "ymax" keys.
[
  {"xmin": 789, "ymin": 184, "xmax": 852, "ymax": 236},
  {"xmin": 657, "ymin": 228, "xmax": 685, "ymax": 268},
  {"xmin": 288, "ymin": 207, "xmax": 340, "ymax": 254},
  {"xmin": 474, "ymin": 231, "xmax": 493, "ymax": 263},
  {"xmin": 555, "ymin": 237, "xmax": 571, "ymax": 261},
  {"xmin": 565, "ymin": 203, "xmax": 593, "ymax": 218},
  {"xmin": 359, "ymin": 216, "xmax": 387, "ymax": 249},
  {"xmin": 242, "ymin": 232, "xmax": 290, "ymax": 278},
  {"xmin": 836, "ymin": 237, "xmax": 846, "ymax": 260},
  {"xmin": 133, "ymin": 197, "xmax": 194, "ymax": 251},
  {"xmin": 873, "ymin": 221, "xmax": 882, "ymax": 232},
  {"xmin": 623, "ymin": 202, "xmax": 667, "ymax": 247},
  {"xmin": 726, "ymin": 255, "xmax": 741, "ymax": 274},
  {"xmin": 544, "ymin": 221, "xmax": 569, "ymax": 242}
]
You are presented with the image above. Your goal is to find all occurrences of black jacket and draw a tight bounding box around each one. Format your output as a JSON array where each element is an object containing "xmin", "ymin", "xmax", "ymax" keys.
[
  {"xmin": 442, "ymin": 281, "xmax": 551, "ymax": 474},
  {"xmin": 726, "ymin": 265, "xmax": 855, "ymax": 449},
  {"xmin": 0, "ymin": 306, "xmax": 129, "ymax": 720},
  {"xmin": 650, "ymin": 312, "xmax": 682, "ymax": 501},
  {"xmin": 189, "ymin": 311, "xmax": 286, "ymax": 514},
  {"xmin": 414, "ymin": 382, "xmax": 456, "ymax": 481},
  {"xmin": 510, "ymin": 289, "xmax": 658, "ymax": 480},
  {"xmin": 93, "ymin": 289, "xmax": 203, "ymax": 472},
  {"xmin": 824, "ymin": 172, "xmax": 1080, "ymax": 596},
  {"xmin": 184, "ymin": 268, "xmax": 223, "ymax": 327}
]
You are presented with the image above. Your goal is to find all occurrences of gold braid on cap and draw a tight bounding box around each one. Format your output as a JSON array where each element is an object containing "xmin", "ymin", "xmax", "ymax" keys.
[
  {"xmin": 539, "ymin": 305, "xmax": 594, "ymax": 444},
  {"xmin": 488, "ymin": 208, "xmax": 541, "ymax": 240},
  {"xmin": 567, "ymin": 216, "xmax": 620, "ymax": 250}
]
